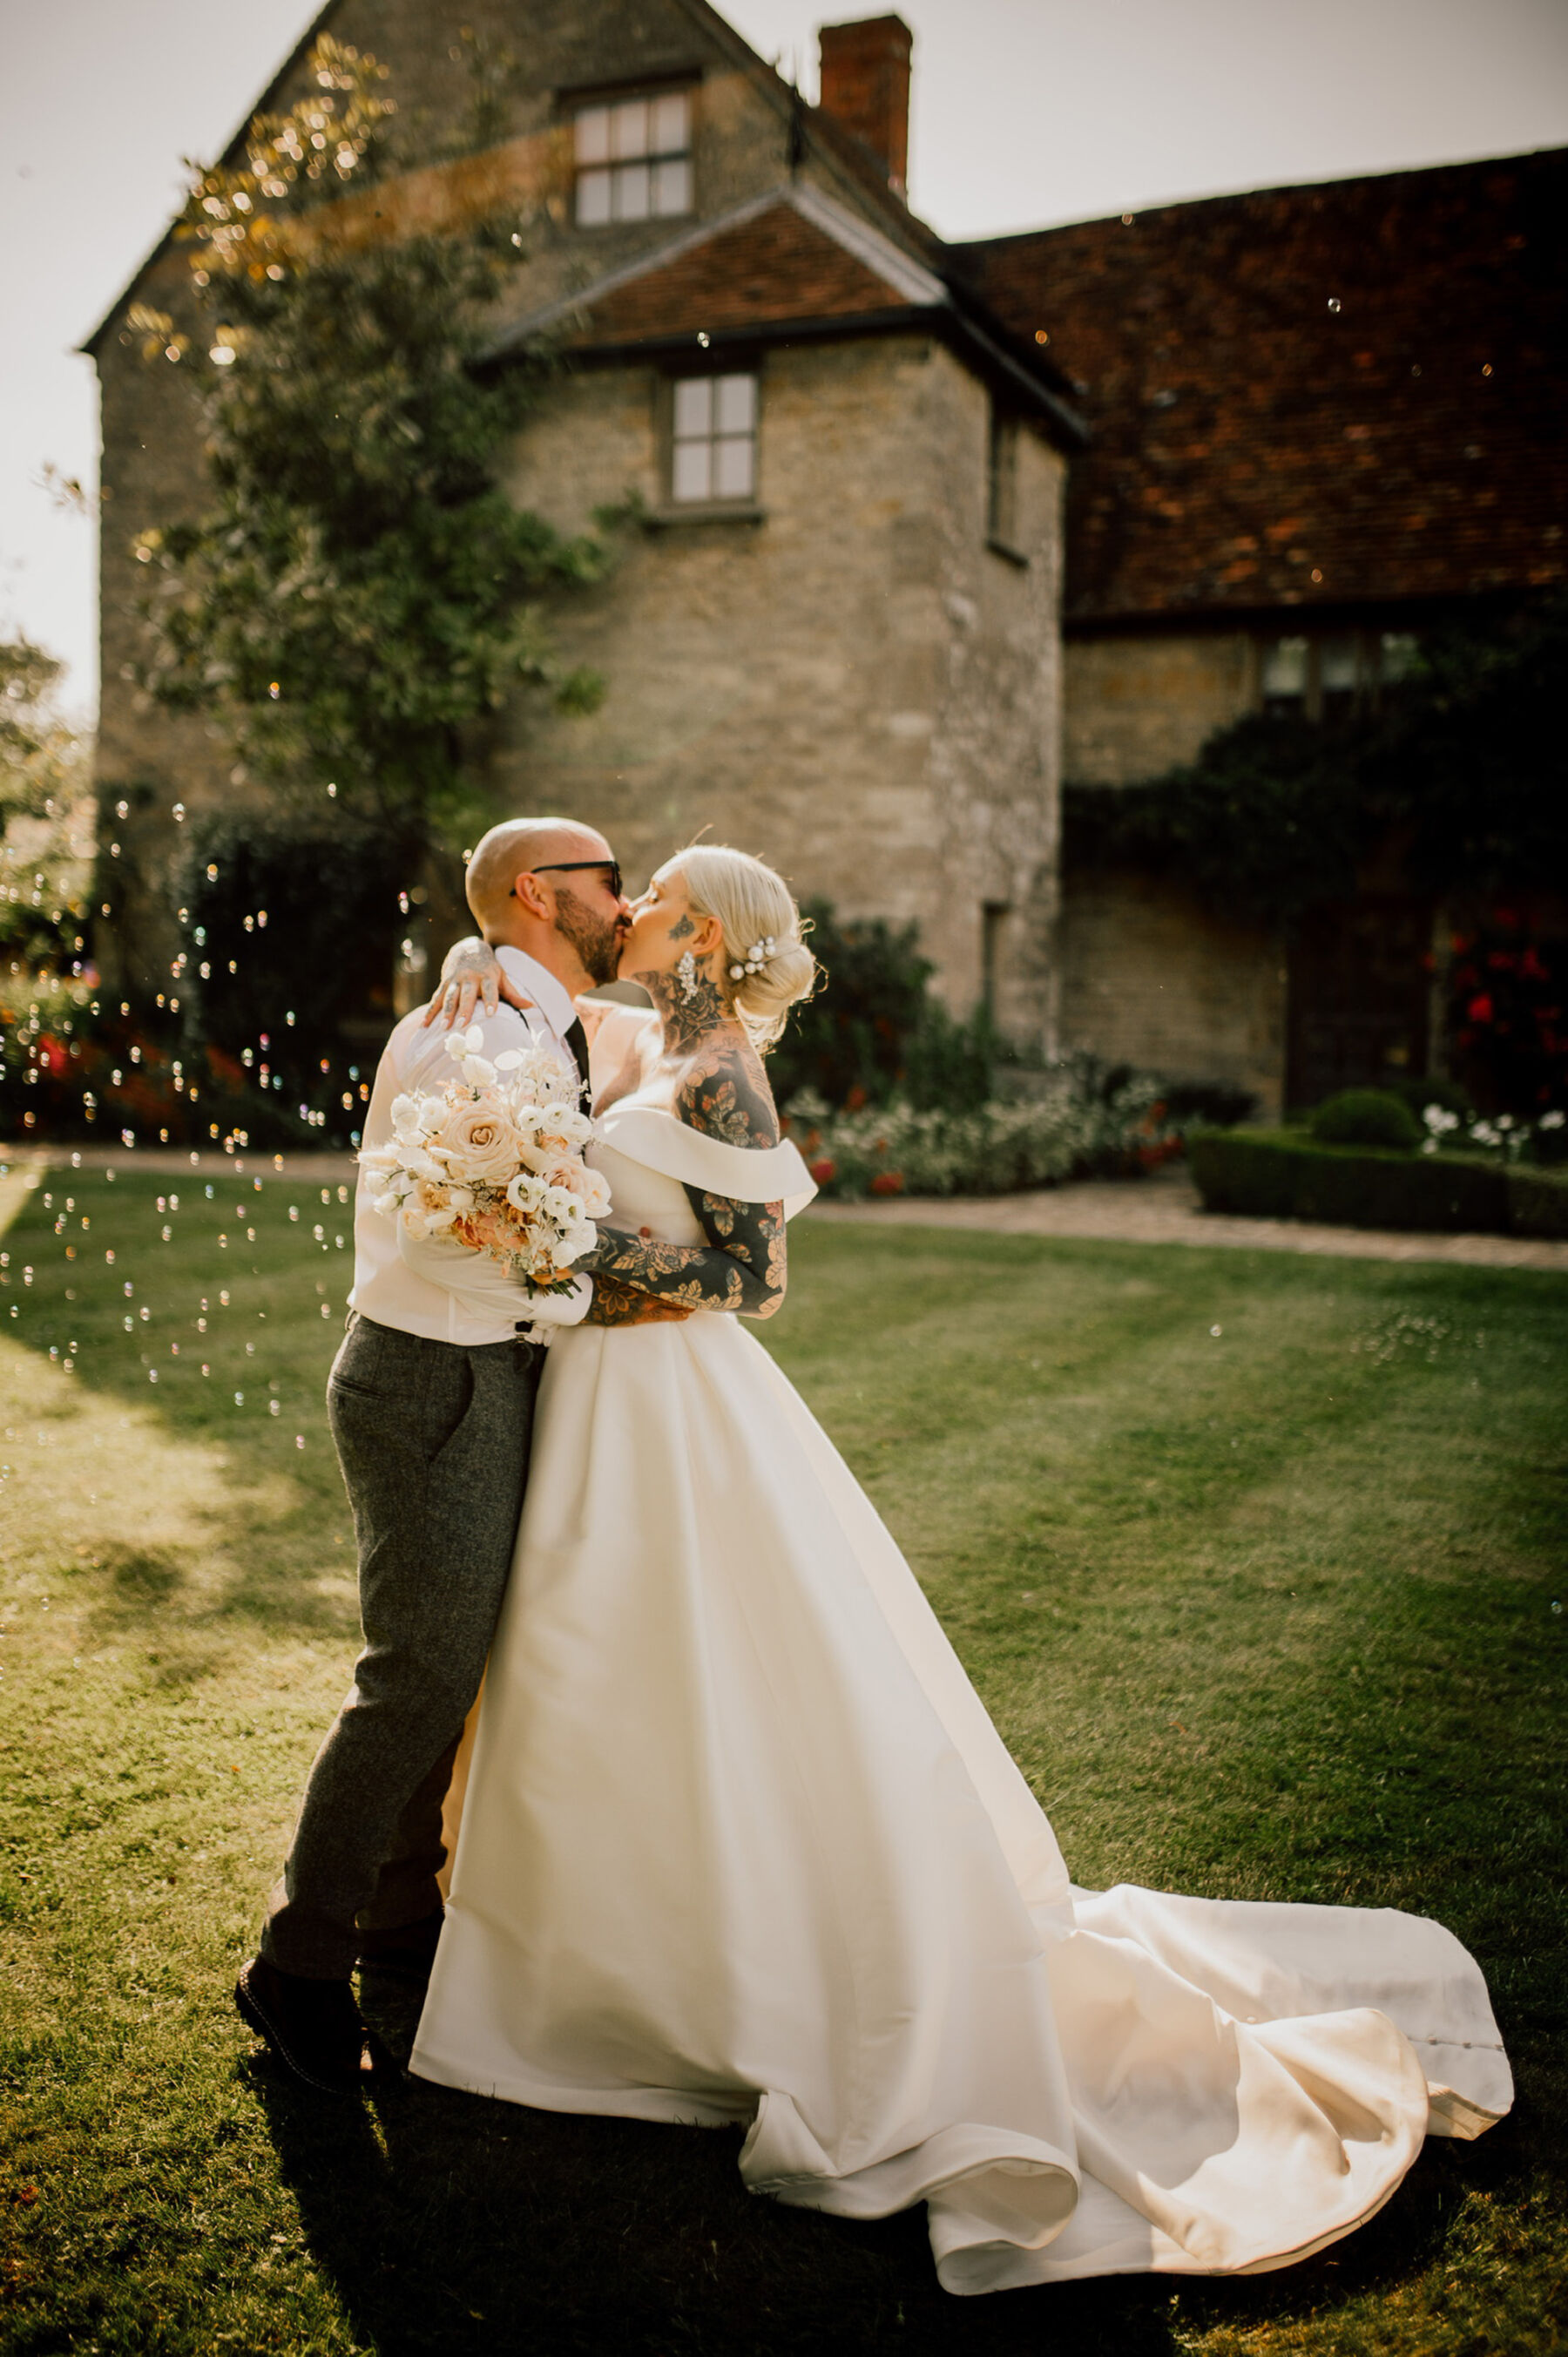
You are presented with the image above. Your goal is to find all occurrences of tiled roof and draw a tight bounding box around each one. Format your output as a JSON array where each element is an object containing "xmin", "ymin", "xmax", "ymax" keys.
[
  {"xmin": 958, "ymin": 148, "xmax": 1568, "ymax": 624},
  {"xmin": 485, "ymin": 186, "xmax": 1085, "ymax": 442},
  {"xmin": 563, "ymin": 188, "xmax": 936, "ymax": 342}
]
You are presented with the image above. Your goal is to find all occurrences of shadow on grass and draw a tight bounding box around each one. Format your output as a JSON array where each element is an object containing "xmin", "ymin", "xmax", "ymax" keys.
[{"xmin": 233, "ymin": 1979, "xmax": 1538, "ymax": 2357}]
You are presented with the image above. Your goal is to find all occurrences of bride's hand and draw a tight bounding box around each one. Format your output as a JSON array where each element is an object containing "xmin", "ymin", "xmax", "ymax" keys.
[{"xmin": 421, "ymin": 938, "xmax": 534, "ymax": 1028}]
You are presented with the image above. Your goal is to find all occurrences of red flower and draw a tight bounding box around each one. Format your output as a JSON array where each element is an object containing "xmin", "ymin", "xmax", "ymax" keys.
[
  {"xmin": 1467, "ymin": 994, "xmax": 1494, "ymax": 1026},
  {"xmin": 845, "ymin": 1084, "xmax": 869, "ymax": 1112},
  {"xmin": 808, "ymin": 1157, "xmax": 836, "ymax": 1186},
  {"xmin": 869, "ymin": 1170, "xmax": 904, "ymax": 1196}
]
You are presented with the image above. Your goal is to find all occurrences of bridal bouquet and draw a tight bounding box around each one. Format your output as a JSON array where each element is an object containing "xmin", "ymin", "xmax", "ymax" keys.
[{"xmin": 360, "ymin": 1025, "xmax": 612, "ymax": 1312}]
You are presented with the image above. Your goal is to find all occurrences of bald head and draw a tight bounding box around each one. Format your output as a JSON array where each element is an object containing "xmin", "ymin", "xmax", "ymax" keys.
[{"xmin": 465, "ymin": 816, "xmax": 614, "ymax": 933}]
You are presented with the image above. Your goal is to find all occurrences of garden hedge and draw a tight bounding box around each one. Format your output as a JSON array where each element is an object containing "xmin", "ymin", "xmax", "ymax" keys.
[
  {"xmin": 1188, "ymin": 1129, "xmax": 1511, "ymax": 1233},
  {"xmin": 1507, "ymin": 1166, "xmax": 1568, "ymax": 1239}
]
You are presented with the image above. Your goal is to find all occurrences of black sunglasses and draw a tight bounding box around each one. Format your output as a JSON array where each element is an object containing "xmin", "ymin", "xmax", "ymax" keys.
[{"xmin": 512, "ymin": 859, "xmax": 624, "ymax": 900}]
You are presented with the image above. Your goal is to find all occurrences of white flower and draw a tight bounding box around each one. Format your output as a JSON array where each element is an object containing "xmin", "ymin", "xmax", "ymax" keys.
[
  {"xmin": 390, "ymin": 1094, "xmax": 423, "ymax": 1143},
  {"xmin": 444, "ymin": 1026, "xmax": 485, "ymax": 1063},
  {"xmin": 1540, "ymin": 1109, "xmax": 1565, "ymax": 1130},
  {"xmin": 460, "ymin": 1053, "xmax": 498, "ymax": 1087},
  {"xmin": 505, "ymin": 1171, "xmax": 547, "ymax": 1213},
  {"xmin": 542, "ymin": 1183, "xmax": 582, "ymax": 1225}
]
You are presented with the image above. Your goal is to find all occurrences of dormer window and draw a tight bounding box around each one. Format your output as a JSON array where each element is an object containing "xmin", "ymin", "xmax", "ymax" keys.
[{"xmin": 574, "ymin": 90, "xmax": 693, "ymax": 226}]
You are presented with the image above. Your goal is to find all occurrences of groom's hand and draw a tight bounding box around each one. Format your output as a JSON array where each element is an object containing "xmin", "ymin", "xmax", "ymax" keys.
[
  {"xmin": 421, "ymin": 938, "xmax": 534, "ymax": 1029},
  {"xmin": 584, "ymin": 1275, "xmax": 694, "ymax": 1327}
]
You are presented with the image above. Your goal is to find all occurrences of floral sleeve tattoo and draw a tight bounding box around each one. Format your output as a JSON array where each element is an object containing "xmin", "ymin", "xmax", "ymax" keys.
[{"xmin": 582, "ymin": 1017, "xmax": 787, "ymax": 1319}]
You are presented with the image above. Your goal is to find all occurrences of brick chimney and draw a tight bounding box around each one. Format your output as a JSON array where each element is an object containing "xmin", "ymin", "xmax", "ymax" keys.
[{"xmin": 817, "ymin": 16, "xmax": 913, "ymax": 195}]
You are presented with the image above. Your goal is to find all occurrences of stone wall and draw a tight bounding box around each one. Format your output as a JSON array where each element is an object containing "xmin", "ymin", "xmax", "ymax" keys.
[
  {"xmin": 489, "ymin": 332, "xmax": 1064, "ymax": 1041},
  {"xmin": 1058, "ymin": 623, "xmax": 1282, "ymax": 1104},
  {"xmin": 1061, "ymin": 870, "xmax": 1286, "ymax": 1114},
  {"xmin": 1062, "ymin": 628, "xmax": 1256, "ymax": 786}
]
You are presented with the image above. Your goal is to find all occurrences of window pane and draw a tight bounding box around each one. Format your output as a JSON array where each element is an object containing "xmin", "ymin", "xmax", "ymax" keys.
[
  {"xmin": 651, "ymin": 91, "xmax": 690, "ymax": 154},
  {"xmin": 714, "ymin": 374, "xmax": 756, "ymax": 435},
  {"xmin": 615, "ymin": 160, "xmax": 650, "ymax": 220},
  {"xmin": 1261, "ymin": 636, "xmax": 1309, "ymax": 698},
  {"xmin": 672, "ymin": 442, "xmax": 712, "ymax": 502},
  {"xmin": 672, "ymin": 378, "xmax": 712, "ymax": 438},
  {"xmin": 576, "ymin": 168, "xmax": 612, "ymax": 227},
  {"xmin": 611, "ymin": 98, "xmax": 648, "ymax": 160},
  {"xmin": 651, "ymin": 156, "xmax": 692, "ymax": 216},
  {"xmin": 574, "ymin": 106, "xmax": 610, "ymax": 166},
  {"xmin": 1320, "ymin": 637, "xmax": 1357, "ymax": 692},
  {"xmin": 713, "ymin": 436, "xmax": 754, "ymax": 500}
]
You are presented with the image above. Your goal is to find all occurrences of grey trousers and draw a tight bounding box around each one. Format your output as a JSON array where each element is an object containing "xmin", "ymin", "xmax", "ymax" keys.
[{"xmin": 261, "ymin": 1312, "xmax": 542, "ymax": 1979}]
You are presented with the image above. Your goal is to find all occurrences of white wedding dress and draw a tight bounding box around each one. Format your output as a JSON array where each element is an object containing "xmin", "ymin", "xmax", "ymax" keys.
[{"xmin": 409, "ymin": 1027, "xmax": 1511, "ymax": 2296}]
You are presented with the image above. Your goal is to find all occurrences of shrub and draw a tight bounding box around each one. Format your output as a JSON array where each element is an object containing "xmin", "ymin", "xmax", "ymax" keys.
[
  {"xmin": 770, "ymin": 902, "xmax": 1003, "ymax": 1113},
  {"xmin": 1189, "ymin": 1129, "xmax": 1509, "ymax": 1233},
  {"xmin": 1507, "ymin": 1167, "xmax": 1568, "ymax": 1239},
  {"xmin": 1309, "ymin": 1089, "xmax": 1423, "ymax": 1152}
]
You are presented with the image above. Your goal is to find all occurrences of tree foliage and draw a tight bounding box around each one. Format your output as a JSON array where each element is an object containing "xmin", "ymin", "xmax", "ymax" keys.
[
  {"xmin": 0, "ymin": 640, "xmax": 93, "ymax": 980},
  {"xmin": 131, "ymin": 36, "xmax": 609, "ymax": 854}
]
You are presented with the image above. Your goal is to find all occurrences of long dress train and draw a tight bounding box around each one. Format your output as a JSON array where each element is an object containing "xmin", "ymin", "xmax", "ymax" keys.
[{"xmin": 409, "ymin": 1068, "xmax": 1510, "ymax": 2296}]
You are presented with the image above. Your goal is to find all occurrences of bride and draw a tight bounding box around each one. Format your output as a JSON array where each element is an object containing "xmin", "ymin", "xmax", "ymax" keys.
[{"xmin": 407, "ymin": 844, "xmax": 1510, "ymax": 2297}]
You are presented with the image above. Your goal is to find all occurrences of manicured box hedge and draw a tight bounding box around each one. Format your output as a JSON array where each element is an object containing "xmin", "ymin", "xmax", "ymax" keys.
[
  {"xmin": 1507, "ymin": 1166, "xmax": 1568, "ymax": 1239},
  {"xmin": 1188, "ymin": 1129, "xmax": 1511, "ymax": 1233}
]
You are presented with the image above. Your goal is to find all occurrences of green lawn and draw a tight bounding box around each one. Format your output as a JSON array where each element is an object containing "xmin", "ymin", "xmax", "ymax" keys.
[{"xmin": 2, "ymin": 1161, "xmax": 1565, "ymax": 2357}]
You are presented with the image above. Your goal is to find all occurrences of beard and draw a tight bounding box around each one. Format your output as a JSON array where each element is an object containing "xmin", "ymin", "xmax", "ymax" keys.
[{"xmin": 552, "ymin": 886, "xmax": 623, "ymax": 987}]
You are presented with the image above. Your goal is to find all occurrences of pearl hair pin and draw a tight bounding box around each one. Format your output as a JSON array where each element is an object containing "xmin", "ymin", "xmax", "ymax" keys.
[{"xmin": 730, "ymin": 936, "xmax": 778, "ymax": 980}]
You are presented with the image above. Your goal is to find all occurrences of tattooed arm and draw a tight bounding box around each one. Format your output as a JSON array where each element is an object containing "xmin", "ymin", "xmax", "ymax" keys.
[
  {"xmin": 580, "ymin": 1035, "xmax": 788, "ymax": 1320},
  {"xmin": 583, "ymin": 1273, "xmax": 695, "ymax": 1328}
]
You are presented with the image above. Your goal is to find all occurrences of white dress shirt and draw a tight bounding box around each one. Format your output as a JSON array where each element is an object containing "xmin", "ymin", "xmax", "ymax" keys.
[{"xmin": 348, "ymin": 945, "xmax": 593, "ymax": 1345}]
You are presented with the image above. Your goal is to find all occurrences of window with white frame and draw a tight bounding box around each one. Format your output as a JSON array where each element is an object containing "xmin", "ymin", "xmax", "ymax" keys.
[
  {"xmin": 574, "ymin": 90, "xmax": 693, "ymax": 226},
  {"xmin": 670, "ymin": 374, "xmax": 758, "ymax": 505}
]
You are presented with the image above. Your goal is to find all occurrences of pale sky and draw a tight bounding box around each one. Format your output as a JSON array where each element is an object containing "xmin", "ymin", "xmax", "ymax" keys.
[{"xmin": 3, "ymin": 0, "xmax": 1565, "ymax": 721}]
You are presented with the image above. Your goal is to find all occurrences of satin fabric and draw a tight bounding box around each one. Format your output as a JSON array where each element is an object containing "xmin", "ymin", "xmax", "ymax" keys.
[{"xmin": 410, "ymin": 1094, "xmax": 1510, "ymax": 2294}]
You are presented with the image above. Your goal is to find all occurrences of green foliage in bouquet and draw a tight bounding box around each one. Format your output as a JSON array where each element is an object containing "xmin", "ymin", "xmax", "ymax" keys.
[{"xmin": 129, "ymin": 35, "xmax": 612, "ymax": 861}]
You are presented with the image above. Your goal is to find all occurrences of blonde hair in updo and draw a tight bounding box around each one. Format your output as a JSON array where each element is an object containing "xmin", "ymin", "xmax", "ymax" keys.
[{"xmin": 675, "ymin": 845, "xmax": 818, "ymax": 1053}]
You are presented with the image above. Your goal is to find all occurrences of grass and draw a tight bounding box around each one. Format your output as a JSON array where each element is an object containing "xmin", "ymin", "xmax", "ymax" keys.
[{"xmin": 1, "ymin": 1158, "xmax": 1565, "ymax": 2357}]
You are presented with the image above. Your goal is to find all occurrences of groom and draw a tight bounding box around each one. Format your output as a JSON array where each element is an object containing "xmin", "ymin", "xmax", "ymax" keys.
[{"xmin": 237, "ymin": 817, "xmax": 682, "ymax": 2094}]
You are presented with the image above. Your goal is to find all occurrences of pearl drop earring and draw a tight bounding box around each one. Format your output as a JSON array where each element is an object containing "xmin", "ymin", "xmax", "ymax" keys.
[{"xmin": 677, "ymin": 950, "xmax": 699, "ymax": 1001}]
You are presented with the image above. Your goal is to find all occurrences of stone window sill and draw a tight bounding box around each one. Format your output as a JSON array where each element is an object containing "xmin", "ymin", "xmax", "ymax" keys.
[
  {"xmin": 985, "ymin": 536, "xmax": 1030, "ymax": 569},
  {"xmin": 644, "ymin": 503, "xmax": 767, "ymax": 530}
]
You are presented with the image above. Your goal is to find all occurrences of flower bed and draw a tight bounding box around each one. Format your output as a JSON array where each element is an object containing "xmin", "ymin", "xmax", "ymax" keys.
[{"xmin": 786, "ymin": 1077, "xmax": 1180, "ymax": 1202}]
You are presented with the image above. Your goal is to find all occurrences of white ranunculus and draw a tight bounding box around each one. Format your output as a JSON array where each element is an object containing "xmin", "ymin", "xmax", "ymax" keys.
[
  {"xmin": 505, "ymin": 1172, "xmax": 547, "ymax": 1213},
  {"xmin": 542, "ymin": 1184, "xmax": 582, "ymax": 1225}
]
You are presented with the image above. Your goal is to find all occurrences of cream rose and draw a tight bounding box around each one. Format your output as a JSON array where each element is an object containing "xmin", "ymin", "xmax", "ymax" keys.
[{"xmin": 426, "ymin": 1098, "xmax": 524, "ymax": 1186}]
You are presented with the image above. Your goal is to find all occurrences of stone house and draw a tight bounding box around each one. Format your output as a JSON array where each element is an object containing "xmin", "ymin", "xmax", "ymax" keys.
[
  {"xmin": 85, "ymin": 2, "xmax": 1083, "ymax": 1048},
  {"xmin": 86, "ymin": 3, "xmax": 1565, "ymax": 1107}
]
